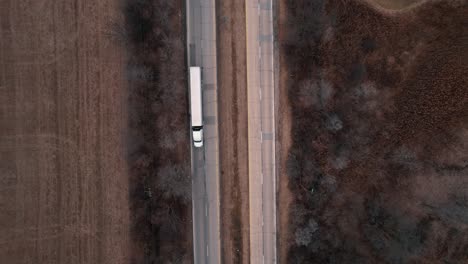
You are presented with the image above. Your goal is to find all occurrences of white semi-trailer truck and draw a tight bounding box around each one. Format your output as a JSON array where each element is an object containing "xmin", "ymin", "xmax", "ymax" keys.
[{"xmin": 189, "ymin": 66, "xmax": 203, "ymax": 147}]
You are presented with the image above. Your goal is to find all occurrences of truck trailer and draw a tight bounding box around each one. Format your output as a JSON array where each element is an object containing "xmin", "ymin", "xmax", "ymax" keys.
[{"xmin": 189, "ymin": 66, "xmax": 203, "ymax": 147}]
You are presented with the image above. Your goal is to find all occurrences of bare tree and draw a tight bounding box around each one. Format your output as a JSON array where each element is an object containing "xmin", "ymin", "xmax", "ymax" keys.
[
  {"xmin": 326, "ymin": 113, "xmax": 343, "ymax": 132},
  {"xmin": 106, "ymin": 21, "xmax": 128, "ymax": 45},
  {"xmin": 158, "ymin": 134, "xmax": 176, "ymax": 150},
  {"xmin": 291, "ymin": 203, "xmax": 311, "ymax": 227},
  {"xmin": 318, "ymin": 79, "xmax": 333, "ymax": 107},
  {"xmin": 294, "ymin": 219, "xmax": 319, "ymax": 246},
  {"xmin": 296, "ymin": 78, "xmax": 334, "ymax": 109},
  {"xmin": 126, "ymin": 64, "xmax": 154, "ymax": 82},
  {"xmin": 286, "ymin": 151, "xmax": 302, "ymax": 180},
  {"xmin": 331, "ymin": 155, "xmax": 348, "ymax": 170},
  {"xmin": 156, "ymin": 164, "xmax": 191, "ymax": 203}
]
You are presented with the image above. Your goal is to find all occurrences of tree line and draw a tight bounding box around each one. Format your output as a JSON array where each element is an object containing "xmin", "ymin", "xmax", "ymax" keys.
[{"xmin": 115, "ymin": 0, "xmax": 192, "ymax": 263}]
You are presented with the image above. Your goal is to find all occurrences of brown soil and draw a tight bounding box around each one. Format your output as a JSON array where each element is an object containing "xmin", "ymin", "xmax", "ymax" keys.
[
  {"xmin": 280, "ymin": 0, "xmax": 467, "ymax": 262},
  {"xmin": 276, "ymin": 1, "xmax": 294, "ymax": 263},
  {"xmin": 216, "ymin": 0, "xmax": 250, "ymax": 263},
  {"xmin": 0, "ymin": 1, "xmax": 130, "ymax": 263},
  {"xmin": 277, "ymin": 46, "xmax": 295, "ymax": 264}
]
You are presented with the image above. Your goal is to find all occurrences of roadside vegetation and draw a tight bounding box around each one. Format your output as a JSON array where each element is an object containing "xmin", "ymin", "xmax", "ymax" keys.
[
  {"xmin": 368, "ymin": 0, "xmax": 424, "ymax": 10},
  {"xmin": 116, "ymin": 0, "xmax": 192, "ymax": 263},
  {"xmin": 281, "ymin": 0, "xmax": 467, "ymax": 262}
]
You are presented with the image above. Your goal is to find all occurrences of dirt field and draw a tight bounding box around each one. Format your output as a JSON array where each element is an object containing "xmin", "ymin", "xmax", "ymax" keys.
[
  {"xmin": 216, "ymin": 0, "xmax": 250, "ymax": 263},
  {"xmin": 0, "ymin": 1, "xmax": 129, "ymax": 264},
  {"xmin": 279, "ymin": 0, "xmax": 467, "ymax": 262}
]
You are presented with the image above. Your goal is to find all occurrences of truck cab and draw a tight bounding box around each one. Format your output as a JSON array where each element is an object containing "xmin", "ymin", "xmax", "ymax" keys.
[{"xmin": 192, "ymin": 126, "xmax": 203, "ymax": 147}]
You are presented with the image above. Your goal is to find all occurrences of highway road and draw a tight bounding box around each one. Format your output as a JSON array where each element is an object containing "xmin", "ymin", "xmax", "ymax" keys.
[
  {"xmin": 187, "ymin": 0, "xmax": 276, "ymax": 263},
  {"xmin": 246, "ymin": 0, "xmax": 277, "ymax": 263},
  {"xmin": 186, "ymin": 0, "xmax": 221, "ymax": 263}
]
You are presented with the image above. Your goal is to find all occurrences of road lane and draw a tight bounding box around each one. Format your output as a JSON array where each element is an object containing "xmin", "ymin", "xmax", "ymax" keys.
[
  {"xmin": 246, "ymin": 0, "xmax": 277, "ymax": 263},
  {"xmin": 186, "ymin": 0, "xmax": 221, "ymax": 263},
  {"xmin": 191, "ymin": 149, "xmax": 207, "ymax": 264}
]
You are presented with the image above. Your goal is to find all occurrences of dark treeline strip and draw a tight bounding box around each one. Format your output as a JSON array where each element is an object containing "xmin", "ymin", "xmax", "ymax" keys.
[{"xmin": 119, "ymin": 0, "xmax": 192, "ymax": 263}]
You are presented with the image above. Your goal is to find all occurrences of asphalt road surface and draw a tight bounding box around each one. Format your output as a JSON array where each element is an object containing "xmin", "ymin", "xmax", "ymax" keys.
[
  {"xmin": 186, "ymin": 0, "xmax": 221, "ymax": 263},
  {"xmin": 187, "ymin": 0, "xmax": 276, "ymax": 263},
  {"xmin": 246, "ymin": 0, "xmax": 277, "ymax": 263}
]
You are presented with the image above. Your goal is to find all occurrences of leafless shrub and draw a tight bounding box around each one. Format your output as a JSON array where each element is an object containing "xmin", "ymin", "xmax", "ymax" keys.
[
  {"xmin": 318, "ymin": 79, "xmax": 333, "ymax": 106},
  {"xmin": 159, "ymin": 130, "xmax": 186, "ymax": 150},
  {"xmin": 331, "ymin": 155, "xmax": 349, "ymax": 170},
  {"xmin": 294, "ymin": 219, "xmax": 319, "ymax": 246},
  {"xmin": 286, "ymin": 152, "xmax": 302, "ymax": 180},
  {"xmin": 296, "ymin": 79, "xmax": 318, "ymax": 108},
  {"xmin": 157, "ymin": 164, "xmax": 191, "ymax": 203},
  {"xmin": 296, "ymin": 78, "xmax": 334, "ymax": 109},
  {"xmin": 106, "ymin": 21, "xmax": 129, "ymax": 45},
  {"xmin": 325, "ymin": 113, "xmax": 343, "ymax": 132},
  {"xmin": 290, "ymin": 203, "xmax": 310, "ymax": 226},
  {"xmin": 126, "ymin": 64, "xmax": 154, "ymax": 82},
  {"xmin": 321, "ymin": 175, "xmax": 337, "ymax": 192},
  {"xmin": 159, "ymin": 134, "xmax": 176, "ymax": 150},
  {"xmin": 392, "ymin": 146, "xmax": 415, "ymax": 163}
]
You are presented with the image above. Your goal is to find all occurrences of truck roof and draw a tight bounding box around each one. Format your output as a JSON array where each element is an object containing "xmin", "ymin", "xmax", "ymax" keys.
[{"xmin": 190, "ymin": 67, "xmax": 203, "ymax": 126}]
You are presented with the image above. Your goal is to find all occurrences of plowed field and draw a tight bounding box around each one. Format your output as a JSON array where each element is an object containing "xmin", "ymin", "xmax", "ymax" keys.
[{"xmin": 0, "ymin": 1, "xmax": 129, "ymax": 263}]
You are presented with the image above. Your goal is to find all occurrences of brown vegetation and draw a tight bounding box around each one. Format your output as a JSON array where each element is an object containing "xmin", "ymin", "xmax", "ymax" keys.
[
  {"xmin": 277, "ymin": 1, "xmax": 295, "ymax": 262},
  {"xmin": 365, "ymin": 0, "xmax": 424, "ymax": 10},
  {"xmin": 280, "ymin": 0, "xmax": 468, "ymax": 262},
  {"xmin": 216, "ymin": 0, "xmax": 250, "ymax": 263},
  {"xmin": 0, "ymin": 0, "xmax": 129, "ymax": 263},
  {"xmin": 121, "ymin": 0, "xmax": 192, "ymax": 263}
]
